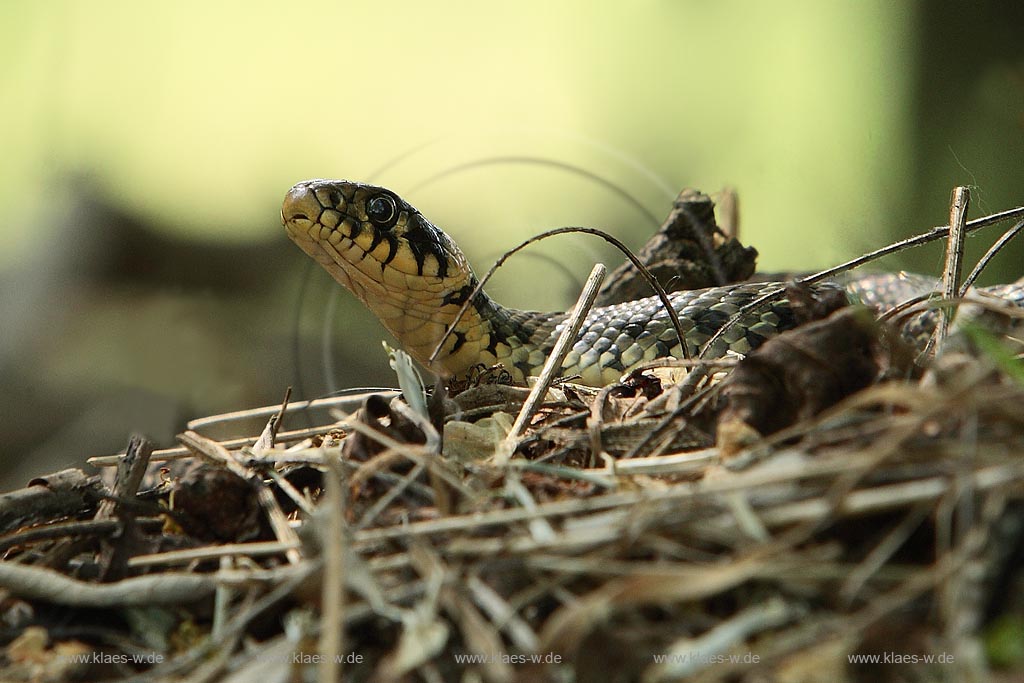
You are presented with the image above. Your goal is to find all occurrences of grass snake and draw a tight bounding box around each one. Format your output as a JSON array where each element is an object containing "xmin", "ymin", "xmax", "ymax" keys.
[{"xmin": 282, "ymin": 179, "xmax": 1022, "ymax": 386}]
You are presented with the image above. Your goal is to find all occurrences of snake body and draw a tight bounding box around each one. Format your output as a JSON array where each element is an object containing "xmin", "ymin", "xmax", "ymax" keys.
[{"xmin": 281, "ymin": 179, "xmax": 1014, "ymax": 386}]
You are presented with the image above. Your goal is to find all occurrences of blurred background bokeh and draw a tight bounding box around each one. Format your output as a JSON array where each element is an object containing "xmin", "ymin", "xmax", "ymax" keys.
[{"xmin": 1, "ymin": 0, "xmax": 1022, "ymax": 487}]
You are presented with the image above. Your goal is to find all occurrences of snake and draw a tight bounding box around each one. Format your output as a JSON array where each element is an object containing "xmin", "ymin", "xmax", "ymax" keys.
[{"xmin": 282, "ymin": 178, "xmax": 1023, "ymax": 387}]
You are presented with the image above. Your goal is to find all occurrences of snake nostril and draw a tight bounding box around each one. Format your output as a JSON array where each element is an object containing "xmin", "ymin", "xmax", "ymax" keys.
[{"xmin": 282, "ymin": 183, "xmax": 324, "ymax": 226}]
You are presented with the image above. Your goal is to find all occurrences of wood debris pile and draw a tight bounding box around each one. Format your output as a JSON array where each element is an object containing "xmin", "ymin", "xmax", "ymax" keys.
[{"xmin": 2, "ymin": 190, "xmax": 1024, "ymax": 682}]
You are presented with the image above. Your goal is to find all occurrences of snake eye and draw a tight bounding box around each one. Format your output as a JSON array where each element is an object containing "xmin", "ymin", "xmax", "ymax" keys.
[{"xmin": 366, "ymin": 194, "xmax": 398, "ymax": 228}]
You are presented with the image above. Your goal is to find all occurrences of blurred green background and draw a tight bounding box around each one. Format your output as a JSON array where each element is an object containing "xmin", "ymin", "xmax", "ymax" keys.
[{"xmin": 1, "ymin": 0, "xmax": 1022, "ymax": 485}]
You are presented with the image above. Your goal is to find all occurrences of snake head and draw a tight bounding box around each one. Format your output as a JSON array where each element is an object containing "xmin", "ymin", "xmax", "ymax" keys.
[
  {"xmin": 282, "ymin": 179, "xmax": 468, "ymax": 281},
  {"xmin": 282, "ymin": 179, "xmax": 478, "ymax": 370}
]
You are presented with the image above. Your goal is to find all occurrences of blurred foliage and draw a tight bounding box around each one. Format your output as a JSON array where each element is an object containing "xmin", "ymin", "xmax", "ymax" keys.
[
  {"xmin": 986, "ymin": 614, "xmax": 1024, "ymax": 670},
  {"xmin": 0, "ymin": 0, "xmax": 1022, "ymax": 483}
]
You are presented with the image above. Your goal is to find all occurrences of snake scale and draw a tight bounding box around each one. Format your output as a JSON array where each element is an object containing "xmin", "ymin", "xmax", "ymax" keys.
[{"xmin": 282, "ymin": 179, "xmax": 1022, "ymax": 387}]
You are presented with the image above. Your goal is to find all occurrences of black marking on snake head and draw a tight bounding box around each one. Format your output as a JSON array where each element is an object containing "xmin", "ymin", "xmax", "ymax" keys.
[
  {"xmin": 348, "ymin": 219, "xmax": 363, "ymax": 240},
  {"xmin": 327, "ymin": 187, "xmax": 343, "ymax": 208},
  {"xmin": 367, "ymin": 225, "xmax": 385, "ymax": 254},
  {"xmin": 405, "ymin": 213, "xmax": 450, "ymax": 279},
  {"xmin": 380, "ymin": 233, "xmax": 399, "ymax": 266}
]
